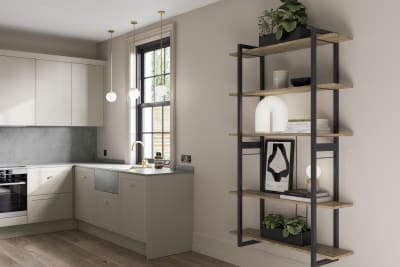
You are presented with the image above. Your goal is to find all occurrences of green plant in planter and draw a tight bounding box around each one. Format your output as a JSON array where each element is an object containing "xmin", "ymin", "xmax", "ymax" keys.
[
  {"xmin": 262, "ymin": 214, "xmax": 284, "ymax": 229},
  {"xmin": 258, "ymin": 0, "xmax": 308, "ymax": 40},
  {"xmin": 282, "ymin": 217, "xmax": 308, "ymax": 238}
]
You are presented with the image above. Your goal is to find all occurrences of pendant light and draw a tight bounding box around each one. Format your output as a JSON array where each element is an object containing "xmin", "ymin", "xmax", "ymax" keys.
[
  {"xmin": 105, "ymin": 30, "xmax": 117, "ymax": 103},
  {"xmin": 129, "ymin": 20, "xmax": 140, "ymax": 100},
  {"xmin": 155, "ymin": 10, "xmax": 167, "ymax": 97}
]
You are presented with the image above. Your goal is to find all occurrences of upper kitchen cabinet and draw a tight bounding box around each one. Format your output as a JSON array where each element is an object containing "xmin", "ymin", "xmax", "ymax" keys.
[
  {"xmin": 72, "ymin": 64, "xmax": 104, "ymax": 126},
  {"xmin": 0, "ymin": 55, "xmax": 35, "ymax": 126},
  {"xmin": 36, "ymin": 60, "xmax": 72, "ymax": 126}
]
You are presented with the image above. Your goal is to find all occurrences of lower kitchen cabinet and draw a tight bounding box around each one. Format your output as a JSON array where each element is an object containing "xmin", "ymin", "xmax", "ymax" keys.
[
  {"xmin": 119, "ymin": 174, "xmax": 146, "ymax": 242},
  {"xmin": 28, "ymin": 193, "xmax": 73, "ymax": 223},
  {"xmin": 94, "ymin": 192, "xmax": 120, "ymax": 233},
  {"xmin": 28, "ymin": 166, "xmax": 73, "ymax": 196},
  {"xmin": 74, "ymin": 167, "xmax": 95, "ymax": 224}
]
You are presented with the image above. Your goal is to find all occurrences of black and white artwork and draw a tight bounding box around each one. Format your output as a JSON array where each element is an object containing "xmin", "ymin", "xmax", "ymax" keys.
[{"xmin": 263, "ymin": 139, "xmax": 294, "ymax": 193}]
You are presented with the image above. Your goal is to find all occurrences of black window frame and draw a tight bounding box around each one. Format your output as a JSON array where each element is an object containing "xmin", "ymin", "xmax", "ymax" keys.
[{"xmin": 136, "ymin": 37, "xmax": 171, "ymax": 165}]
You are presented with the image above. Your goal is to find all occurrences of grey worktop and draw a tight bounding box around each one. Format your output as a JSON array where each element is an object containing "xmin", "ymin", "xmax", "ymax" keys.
[{"xmin": 21, "ymin": 163, "xmax": 191, "ymax": 176}]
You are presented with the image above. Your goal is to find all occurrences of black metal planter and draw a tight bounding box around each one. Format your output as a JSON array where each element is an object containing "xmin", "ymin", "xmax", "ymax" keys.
[{"xmin": 260, "ymin": 227, "xmax": 311, "ymax": 246}]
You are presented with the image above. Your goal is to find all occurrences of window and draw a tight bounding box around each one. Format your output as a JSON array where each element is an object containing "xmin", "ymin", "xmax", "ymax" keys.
[{"xmin": 136, "ymin": 37, "xmax": 171, "ymax": 164}]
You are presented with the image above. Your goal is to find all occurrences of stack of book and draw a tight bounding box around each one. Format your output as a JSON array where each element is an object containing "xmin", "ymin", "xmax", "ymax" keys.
[
  {"xmin": 286, "ymin": 119, "xmax": 331, "ymax": 133},
  {"xmin": 280, "ymin": 189, "xmax": 332, "ymax": 203}
]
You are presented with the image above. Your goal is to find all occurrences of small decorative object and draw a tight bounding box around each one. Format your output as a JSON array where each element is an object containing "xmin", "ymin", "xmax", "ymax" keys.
[
  {"xmin": 306, "ymin": 164, "xmax": 322, "ymax": 192},
  {"xmin": 273, "ymin": 70, "xmax": 289, "ymax": 89},
  {"xmin": 261, "ymin": 214, "xmax": 311, "ymax": 246},
  {"xmin": 258, "ymin": 0, "xmax": 308, "ymax": 46},
  {"xmin": 105, "ymin": 30, "xmax": 117, "ymax": 103},
  {"xmin": 255, "ymin": 96, "xmax": 288, "ymax": 133},
  {"xmin": 154, "ymin": 152, "xmax": 163, "ymax": 169},
  {"xmin": 263, "ymin": 139, "xmax": 294, "ymax": 193},
  {"xmin": 291, "ymin": 77, "xmax": 311, "ymax": 87}
]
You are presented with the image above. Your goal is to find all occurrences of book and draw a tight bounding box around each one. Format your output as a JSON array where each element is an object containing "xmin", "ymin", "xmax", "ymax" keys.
[
  {"xmin": 282, "ymin": 189, "xmax": 329, "ymax": 198},
  {"xmin": 280, "ymin": 194, "xmax": 333, "ymax": 203}
]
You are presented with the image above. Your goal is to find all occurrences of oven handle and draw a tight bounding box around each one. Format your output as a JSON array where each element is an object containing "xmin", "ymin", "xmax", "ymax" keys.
[{"xmin": 0, "ymin": 182, "xmax": 26, "ymax": 186}]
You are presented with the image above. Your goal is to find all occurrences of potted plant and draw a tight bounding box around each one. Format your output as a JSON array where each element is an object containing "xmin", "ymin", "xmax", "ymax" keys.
[
  {"xmin": 261, "ymin": 214, "xmax": 311, "ymax": 246},
  {"xmin": 258, "ymin": 0, "xmax": 309, "ymax": 46}
]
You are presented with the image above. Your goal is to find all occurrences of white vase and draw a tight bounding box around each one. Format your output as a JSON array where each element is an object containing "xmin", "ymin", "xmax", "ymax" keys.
[{"xmin": 255, "ymin": 96, "xmax": 288, "ymax": 133}]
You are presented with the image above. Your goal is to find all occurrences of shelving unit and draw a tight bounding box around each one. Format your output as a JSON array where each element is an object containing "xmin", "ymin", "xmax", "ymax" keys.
[{"xmin": 231, "ymin": 27, "xmax": 353, "ymax": 267}]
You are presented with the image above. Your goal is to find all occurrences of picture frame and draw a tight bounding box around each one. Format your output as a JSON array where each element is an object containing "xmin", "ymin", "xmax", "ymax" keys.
[{"xmin": 263, "ymin": 139, "xmax": 295, "ymax": 193}]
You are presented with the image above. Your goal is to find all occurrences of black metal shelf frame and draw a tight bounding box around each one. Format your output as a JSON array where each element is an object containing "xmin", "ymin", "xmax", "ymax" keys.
[{"xmin": 236, "ymin": 27, "xmax": 342, "ymax": 267}]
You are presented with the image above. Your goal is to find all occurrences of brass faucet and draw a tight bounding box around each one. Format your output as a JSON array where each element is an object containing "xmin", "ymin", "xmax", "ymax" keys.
[{"xmin": 131, "ymin": 141, "xmax": 147, "ymax": 167}]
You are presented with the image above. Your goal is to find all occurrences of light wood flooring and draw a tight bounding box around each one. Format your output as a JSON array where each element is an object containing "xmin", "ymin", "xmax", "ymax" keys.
[{"xmin": 0, "ymin": 230, "xmax": 236, "ymax": 267}]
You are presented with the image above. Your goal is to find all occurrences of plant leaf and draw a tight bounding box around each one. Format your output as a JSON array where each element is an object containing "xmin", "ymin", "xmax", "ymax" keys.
[
  {"xmin": 276, "ymin": 26, "xmax": 284, "ymax": 40},
  {"xmin": 281, "ymin": 21, "xmax": 297, "ymax": 32},
  {"xmin": 282, "ymin": 229, "xmax": 289, "ymax": 238}
]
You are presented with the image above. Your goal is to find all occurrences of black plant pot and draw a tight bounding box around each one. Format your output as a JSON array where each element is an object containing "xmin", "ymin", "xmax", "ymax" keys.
[
  {"xmin": 260, "ymin": 226, "xmax": 311, "ymax": 246},
  {"xmin": 259, "ymin": 27, "xmax": 331, "ymax": 47}
]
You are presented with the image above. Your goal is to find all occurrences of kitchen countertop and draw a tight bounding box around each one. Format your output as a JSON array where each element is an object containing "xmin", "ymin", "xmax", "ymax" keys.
[{"xmin": 18, "ymin": 163, "xmax": 192, "ymax": 176}]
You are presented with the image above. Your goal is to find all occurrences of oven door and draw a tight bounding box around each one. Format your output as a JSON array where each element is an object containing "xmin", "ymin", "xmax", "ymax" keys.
[{"xmin": 0, "ymin": 180, "xmax": 27, "ymax": 218}]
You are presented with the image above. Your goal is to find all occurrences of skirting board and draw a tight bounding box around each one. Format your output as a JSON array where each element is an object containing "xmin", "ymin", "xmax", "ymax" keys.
[
  {"xmin": 192, "ymin": 232, "xmax": 309, "ymax": 267},
  {"xmin": 0, "ymin": 219, "xmax": 77, "ymax": 240},
  {"xmin": 77, "ymin": 220, "xmax": 146, "ymax": 256}
]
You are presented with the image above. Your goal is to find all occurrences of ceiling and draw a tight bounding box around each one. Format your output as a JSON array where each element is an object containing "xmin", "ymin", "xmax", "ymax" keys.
[{"xmin": 0, "ymin": 0, "xmax": 220, "ymax": 42}]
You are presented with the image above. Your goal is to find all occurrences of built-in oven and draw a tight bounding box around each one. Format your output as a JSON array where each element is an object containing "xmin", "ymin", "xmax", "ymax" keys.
[{"xmin": 0, "ymin": 167, "xmax": 27, "ymax": 219}]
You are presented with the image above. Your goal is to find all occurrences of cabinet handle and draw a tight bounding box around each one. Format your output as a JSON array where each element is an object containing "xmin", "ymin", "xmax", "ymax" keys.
[{"xmin": 46, "ymin": 176, "xmax": 52, "ymax": 180}]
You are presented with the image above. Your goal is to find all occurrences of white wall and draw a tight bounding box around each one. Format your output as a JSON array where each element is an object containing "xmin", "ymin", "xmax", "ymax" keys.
[
  {"xmin": 97, "ymin": 0, "xmax": 400, "ymax": 266},
  {"xmin": 0, "ymin": 27, "xmax": 97, "ymax": 58}
]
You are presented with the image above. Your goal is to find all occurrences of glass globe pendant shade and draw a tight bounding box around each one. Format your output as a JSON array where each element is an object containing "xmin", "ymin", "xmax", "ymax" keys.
[
  {"xmin": 306, "ymin": 165, "xmax": 322, "ymax": 179},
  {"xmin": 106, "ymin": 91, "xmax": 117, "ymax": 103},
  {"xmin": 155, "ymin": 84, "xmax": 167, "ymax": 97},
  {"xmin": 129, "ymin": 88, "xmax": 140, "ymax": 99}
]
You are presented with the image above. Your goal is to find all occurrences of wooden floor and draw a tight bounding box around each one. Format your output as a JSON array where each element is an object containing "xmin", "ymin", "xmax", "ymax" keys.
[{"xmin": 0, "ymin": 230, "xmax": 236, "ymax": 267}]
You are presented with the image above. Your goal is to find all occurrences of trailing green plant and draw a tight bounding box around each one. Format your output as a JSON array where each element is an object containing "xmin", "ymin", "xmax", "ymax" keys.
[
  {"xmin": 258, "ymin": 0, "xmax": 308, "ymax": 40},
  {"xmin": 262, "ymin": 214, "xmax": 284, "ymax": 229},
  {"xmin": 262, "ymin": 214, "xmax": 285, "ymax": 229},
  {"xmin": 282, "ymin": 217, "xmax": 308, "ymax": 238}
]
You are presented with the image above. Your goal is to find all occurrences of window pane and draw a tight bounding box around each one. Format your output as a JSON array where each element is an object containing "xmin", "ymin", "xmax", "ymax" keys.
[
  {"xmin": 144, "ymin": 78, "xmax": 154, "ymax": 103},
  {"xmin": 164, "ymin": 74, "xmax": 171, "ymax": 101},
  {"xmin": 153, "ymin": 134, "xmax": 163, "ymax": 158},
  {"xmin": 144, "ymin": 51, "xmax": 154, "ymax": 77},
  {"xmin": 163, "ymin": 133, "xmax": 171, "ymax": 160},
  {"xmin": 155, "ymin": 75, "xmax": 167, "ymax": 102},
  {"xmin": 165, "ymin": 47, "xmax": 170, "ymax": 73},
  {"xmin": 142, "ymin": 134, "xmax": 153, "ymax": 159},
  {"xmin": 164, "ymin": 106, "xmax": 170, "ymax": 132},
  {"xmin": 142, "ymin": 107, "xmax": 152, "ymax": 133},
  {"xmin": 153, "ymin": 107, "xmax": 162, "ymax": 132}
]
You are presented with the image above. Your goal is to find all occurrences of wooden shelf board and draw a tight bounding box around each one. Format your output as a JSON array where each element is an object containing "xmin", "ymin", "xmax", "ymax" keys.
[
  {"xmin": 229, "ymin": 83, "xmax": 352, "ymax": 97},
  {"xmin": 230, "ymin": 33, "xmax": 352, "ymax": 58},
  {"xmin": 230, "ymin": 228, "xmax": 353, "ymax": 260},
  {"xmin": 229, "ymin": 132, "xmax": 353, "ymax": 137},
  {"xmin": 230, "ymin": 190, "xmax": 353, "ymax": 209}
]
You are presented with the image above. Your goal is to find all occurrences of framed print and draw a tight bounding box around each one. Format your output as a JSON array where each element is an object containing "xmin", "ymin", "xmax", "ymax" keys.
[{"xmin": 263, "ymin": 139, "xmax": 294, "ymax": 193}]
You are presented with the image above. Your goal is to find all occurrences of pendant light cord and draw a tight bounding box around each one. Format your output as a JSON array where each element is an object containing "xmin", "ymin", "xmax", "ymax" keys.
[
  {"xmin": 159, "ymin": 11, "xmax": 165, "ymax": 85},
  {"xmin": 108, "ymin": 30, "xmax": 114, "ymax": 93}
]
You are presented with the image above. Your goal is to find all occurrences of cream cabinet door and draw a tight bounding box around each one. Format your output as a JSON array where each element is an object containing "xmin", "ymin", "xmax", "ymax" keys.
[
  {"xmin": 75, "ymin": 167, "xmax": 95, "ymax": 224},
  {"xmin": 36, "ymin": 60, "xmax": 71, "ymax": 126},
  {"xmin": 119, "ymin": 174, "xmax": 146, "ymax": 242},
  {"xmin": 72, "ymin": 64, "xmax": 104, "ymax": 126},
  {"xmin": 28, "ymin": 166, "xmax": 73, "ymax": 196},
  {"xmin": 28, "ymin": 193, "xmax": 73, "ymax": 223},
  {"xmin": 0, "ymin": 56, "xmax": 35, "ymax": 125},
  {"xmin": 94, "ymin": 192, "xmax": 120, "ymax": 233}
]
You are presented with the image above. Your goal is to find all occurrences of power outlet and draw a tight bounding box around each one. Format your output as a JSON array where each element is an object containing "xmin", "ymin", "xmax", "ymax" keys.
[
  {"xmin": 103, "ymin": 150, "xmax": 107, "ymax": 157},
  {"xmin": 181, "ymin": 154, "xmax": 192, "ymax": 164}
]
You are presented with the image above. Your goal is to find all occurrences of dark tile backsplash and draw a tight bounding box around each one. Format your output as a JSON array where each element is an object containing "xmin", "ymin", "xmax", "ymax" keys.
[{"xmin": 0, "ymin": 127, "xmax": 97, "ymax": 165}]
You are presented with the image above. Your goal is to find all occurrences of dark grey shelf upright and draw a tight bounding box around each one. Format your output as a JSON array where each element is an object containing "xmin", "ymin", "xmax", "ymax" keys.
[{"xmin": 232, "ymin": 27, "xmax": 353, "ymax": 267}]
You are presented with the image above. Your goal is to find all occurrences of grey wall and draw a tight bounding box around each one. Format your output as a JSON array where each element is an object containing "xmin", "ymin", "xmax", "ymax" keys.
[{"xmin": 0, "ymin": 127, "xmax": 97, "ymax": 165}]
